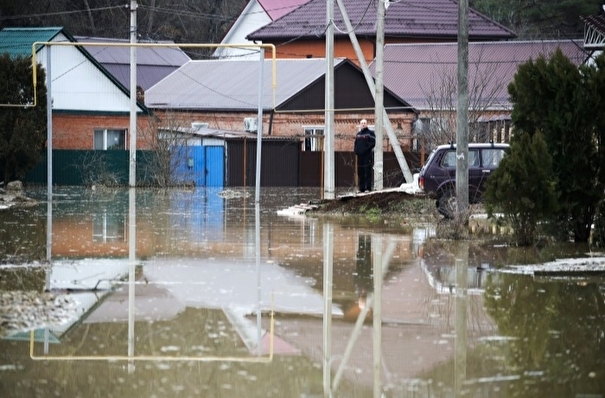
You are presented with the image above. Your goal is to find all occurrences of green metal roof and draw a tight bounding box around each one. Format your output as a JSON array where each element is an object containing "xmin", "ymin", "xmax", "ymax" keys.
[{"xmin": 0, "ymin": 27, "xmax": 66, "ymax": 58}]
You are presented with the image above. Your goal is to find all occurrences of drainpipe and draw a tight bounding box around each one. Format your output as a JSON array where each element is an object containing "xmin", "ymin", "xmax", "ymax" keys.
[{"xmin": 268, "ymin": 109, "xmax": 274, "ymax": 136}]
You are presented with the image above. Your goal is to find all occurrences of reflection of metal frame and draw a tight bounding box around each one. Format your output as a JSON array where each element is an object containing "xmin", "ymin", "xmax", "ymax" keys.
[{"xmin": 29, "ymin": 310, "xmax": 274, "ymax": 363}]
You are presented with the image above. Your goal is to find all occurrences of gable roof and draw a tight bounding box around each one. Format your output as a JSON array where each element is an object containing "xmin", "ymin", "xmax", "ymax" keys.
[
  {"xmin": 378, "ymin": 40, "xmax": 588, "ymax": 111},
  {"xmin": 145, "ymin": 58, "xmax": 412, "ymax": 112},
  {"xmin": 248, "ymin": 0, "xmax": 516, "ymax": 42},
  {"xmin": 258, "ymin": 0, "xmax": 309, "ymax": 21},
  {"xmin": 216, "ymin": 0, "xmax": 309, "ymax": 59},
  {"xmin": 75, "ymin": 36, "xmax": 190, "ymax": 90},
  {"xmin": 0, "ymin": 27, "xmax": 66, "ymax": 57},
  {"xmin": 0, "ymin": 27, "xmax": 148, "ymax": 114}
]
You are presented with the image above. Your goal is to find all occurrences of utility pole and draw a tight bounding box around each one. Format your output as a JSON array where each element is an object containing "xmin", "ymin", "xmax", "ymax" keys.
[
  {"xmin": 374, "ymin": 0, "xmax": 386, "ymax": 191},
  {"xmin": 335, "ymin": 0, "xmax": 414, "ymax": 184},
  {"xmin": 129, "ymin": 0, "xmax": 138, "ymax": 187},
  {"xmin": 456, "ymin": 0, "xmax": 469, "ymax": 217},
  {"xmin": 324, "ymin": 0, "xmax": 335, "ymax": 199}
]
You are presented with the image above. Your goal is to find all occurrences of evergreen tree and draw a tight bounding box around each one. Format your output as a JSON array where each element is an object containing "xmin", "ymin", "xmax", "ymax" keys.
[
  {"xmin": 484, "ymin": 131, "xmax": 558, "ymax": 246},
  {"xmin": 0, "ymin": 54, "xmax": 47, "ymax": 185},
  {"xmin": 470, "ymin": 0, "xmax": 599, "ymax": 39},
  {"xmin": 507, "ymin": 49, "xmax": 605, "ymax": 242}
]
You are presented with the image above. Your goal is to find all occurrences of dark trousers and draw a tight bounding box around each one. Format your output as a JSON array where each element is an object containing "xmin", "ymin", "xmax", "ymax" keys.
[{"xmin": 357, "ymin": 154, "xmax": 373, "ymax": 192}]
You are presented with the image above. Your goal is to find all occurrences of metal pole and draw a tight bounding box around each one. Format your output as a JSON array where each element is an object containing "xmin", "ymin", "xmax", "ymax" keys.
[
  {"xmin": 45, "ymin": 45, "xmax": 53, "ymax": 263},
  {"xmin": 456, "ymin": 0, "xmax": 469, "ymax": 216},
  {"xmin": 129, "ymin": 0, "xmax": 138, "ymax": 187},
  {"xmin": 374, "ymin": 0, "xmax": 386, "ymax": 191},
  {"xmin": 255, "ymin": 50, "xmax": 264, "ymax": 204},
  {"xmin": 324, "ymin": 0, "xmax": 335, "ymax": 199}
]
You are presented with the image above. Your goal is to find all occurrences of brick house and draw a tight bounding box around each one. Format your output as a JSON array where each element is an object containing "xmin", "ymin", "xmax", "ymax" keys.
[
  {"xmin": 377, "ymin": 39, "xmax": 590, "ymax": 150},
  {"xmin": 0, "ymin": 27, "xmax": 153, "ymax": 151},
  {"xmin": 215, "ymin": 0, "xmax": 308, "ymax": 59},
  {"xmin": 145, "ymin": 57, "xmax": 417, "ymax": 153},
  {"xmin": 245, "ymin": 0, "xmax": 516, "ymax": 65}
]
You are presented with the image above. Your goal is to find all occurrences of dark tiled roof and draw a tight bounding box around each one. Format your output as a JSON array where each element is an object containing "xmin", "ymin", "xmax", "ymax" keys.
[
  {"xmin": 379, "ymin": 40, "xmax": 587, "ymax": 110},
  {"xmin": 248, "ymin": 0, "xmax": 515, "ymax": 41}
]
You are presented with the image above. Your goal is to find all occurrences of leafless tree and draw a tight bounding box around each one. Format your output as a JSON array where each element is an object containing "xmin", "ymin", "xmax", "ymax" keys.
[
  {"xmin": 138, "ymin": 113, "xmax": 199, "ymax": 187},
  {"xmin": 418, "ymin": 48, "xmax": 509, "ymax": 150}
]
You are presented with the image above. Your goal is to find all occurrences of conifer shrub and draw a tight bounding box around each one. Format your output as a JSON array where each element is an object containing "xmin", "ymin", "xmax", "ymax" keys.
[{"xmin": 484, "ymin": 131, "xmax": 557, "ymax": 246}]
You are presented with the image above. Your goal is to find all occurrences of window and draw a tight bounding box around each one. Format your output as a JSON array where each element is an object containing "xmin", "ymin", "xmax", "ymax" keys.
[
  {"xmin": 92, "ymin": 210, "xmax": 126, "ymax": 243},
  {"xmin": 482, "ymin": 148, "xmax": 506, "ymax": 167},
  {"xmin": 440, "ymin": 150, "xmax": 479, "ymax": 167},
  {"xmin": 303, "ymin": 127, "xmax": 324, "ymax": 151},
  {"xmin": 94, "ymin": 129, "xmax": 126, "ymax": 150}
]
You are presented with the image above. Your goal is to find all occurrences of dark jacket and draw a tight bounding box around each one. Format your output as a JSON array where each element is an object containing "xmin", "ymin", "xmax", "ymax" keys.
[{"xmin": 354, "ymin": 127, "xmax": 376, "ymax": 156}]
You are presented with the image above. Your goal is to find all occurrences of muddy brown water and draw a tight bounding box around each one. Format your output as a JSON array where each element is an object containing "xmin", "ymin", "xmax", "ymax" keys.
[{"xmin": 0, "ymin": 186, "xmax": 603, "ymax": 397}]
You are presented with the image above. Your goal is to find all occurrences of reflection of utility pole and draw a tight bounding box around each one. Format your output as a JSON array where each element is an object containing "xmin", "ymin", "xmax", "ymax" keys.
[
  {"xmin": 322, "ymin": 223, "xmax": 334, "ymax": 394},
  {"xmin": 456, "ymin": 0, "xmax": 469, "ymax": 216},
  {"xmin": 372, "ymin": 235, "xmax": 383, "ymax": 398},
  {"xmin": 455, "ymin": 242, "xmax": 469, "ymax": 393},
  {"xmin": 128, "ymin": 188, "xmax": 136, "ymax": 373}
]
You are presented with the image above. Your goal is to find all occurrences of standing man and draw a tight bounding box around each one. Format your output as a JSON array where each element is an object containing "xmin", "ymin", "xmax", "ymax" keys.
[{"xmin": 354, "ymin": 119, "xmax": 376, "ymax": 192}]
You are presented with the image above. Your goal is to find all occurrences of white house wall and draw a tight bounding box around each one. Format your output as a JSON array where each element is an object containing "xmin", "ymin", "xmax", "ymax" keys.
[
  {"xmin": 215, "ymin": 0, "xmax": 271, "ymax": 59},
  {"xmin": 37, "ymin": 34, "xmax": 138, "ymax": 113}
]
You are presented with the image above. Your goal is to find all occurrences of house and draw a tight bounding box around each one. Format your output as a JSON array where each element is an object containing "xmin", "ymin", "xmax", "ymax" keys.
[
  {"xmin": 75, "ymin": 36, "xmax": 191, "ymax": 91},
  {"xmin": 214, "ymin": 0, "xmax": 309, "ymax": 59},
  {"xmin": 246, "ymin": 0, "xmax": 516, "ymax": 65},
  {"xmin": 0, "ymin": 27, "xmax": 153, "ymax": 152},
  {"xmin": 377, "ymin": 39, "xmax": 589, "ymax": 146},
  {"xmin": 145, "ymin": 57, "xmax": 416, "ymax": 153}
]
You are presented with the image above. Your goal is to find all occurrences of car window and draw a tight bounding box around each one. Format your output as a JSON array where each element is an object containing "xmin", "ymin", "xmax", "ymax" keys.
[
  {"xmin": 440, "ymin": 151, "xmax": 456, "ymax": 167},
  {"xmin": 440, "ymin": 150, "xmax": 479, "ymax": 167},
  {"xmin": 482, "ymin": 148, "xmax": 506, "ymax": 167}
]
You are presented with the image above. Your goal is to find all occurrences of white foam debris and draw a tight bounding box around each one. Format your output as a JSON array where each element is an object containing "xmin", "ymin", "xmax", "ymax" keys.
[
  {"xmin": 277, "ymin": 203, "xmax": 318, "ymax": 216},
  {"xmin": 500, "ymin": 257, "xmax": 605, "ymax": 275}
]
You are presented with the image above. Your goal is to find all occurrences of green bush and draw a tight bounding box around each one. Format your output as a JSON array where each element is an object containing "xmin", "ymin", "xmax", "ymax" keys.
[{"xmin": 484, "ymin": 131, "xmax": 557, "ymax": 246}]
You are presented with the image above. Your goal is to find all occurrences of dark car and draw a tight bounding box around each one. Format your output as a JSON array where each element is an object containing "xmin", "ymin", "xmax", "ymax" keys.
[{"xmin": 418, "ymin": 142, "xmax": 509, "ymax": 217}]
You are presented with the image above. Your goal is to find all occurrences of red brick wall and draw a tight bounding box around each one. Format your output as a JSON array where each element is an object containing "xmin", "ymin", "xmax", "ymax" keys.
[
  {"xmin": 266, "ymin": 38, "xmax": 376, "ymax": 65},
  {"xmin": 152, "ymin": 110, "xmax": 415, "ymax": 152},
  {"xmin": 52, "ymin": 114, "xmax": 154, "ymax": 150}
]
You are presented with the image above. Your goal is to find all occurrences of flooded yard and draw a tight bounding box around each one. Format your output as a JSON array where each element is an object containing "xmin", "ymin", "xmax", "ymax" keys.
[{"xmin": 1, "ymin": 186, "xmax": 604, "ymax": 397}]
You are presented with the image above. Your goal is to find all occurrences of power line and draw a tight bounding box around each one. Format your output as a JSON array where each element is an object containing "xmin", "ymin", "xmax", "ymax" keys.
[{"xmin": 0, "ymin": 5, "xmax": 127, "ymax": 21}]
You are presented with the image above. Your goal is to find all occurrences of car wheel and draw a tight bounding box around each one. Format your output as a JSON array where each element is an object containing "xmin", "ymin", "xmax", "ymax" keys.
[{"xmin": 437, "ymin": 190, "xmax": 458, "ymax": 218}]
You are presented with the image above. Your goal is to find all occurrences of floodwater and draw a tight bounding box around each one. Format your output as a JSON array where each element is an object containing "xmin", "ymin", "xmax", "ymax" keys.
[{"xmin": 0, "ymin": 186, "xmax": 604, "ymax": 397}]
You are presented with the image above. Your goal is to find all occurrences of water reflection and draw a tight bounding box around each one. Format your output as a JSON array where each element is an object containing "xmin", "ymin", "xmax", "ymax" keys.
[{"xmin": 0, "ymin": 187, "xmax": 604, "ymax": 397}]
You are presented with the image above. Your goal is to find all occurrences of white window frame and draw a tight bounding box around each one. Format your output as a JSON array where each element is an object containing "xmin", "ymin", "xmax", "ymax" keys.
[
  {"xmin": 303, "ymin": 126, "xmax": 324, "ymax": 152},
  {"xmin": 94, "ymin": 128, "xmax": 127, "ymax": 150}
]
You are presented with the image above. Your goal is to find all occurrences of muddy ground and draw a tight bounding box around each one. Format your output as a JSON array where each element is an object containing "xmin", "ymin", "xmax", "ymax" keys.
[{"xmin": 308, "ymin": 191, "xmax": 436, "ymax": 218}]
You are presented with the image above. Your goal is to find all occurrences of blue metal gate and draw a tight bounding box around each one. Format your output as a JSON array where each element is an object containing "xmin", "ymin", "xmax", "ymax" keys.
[
  {"xmin": 204, "ymin": 146, "xmax": 224, "ymax": 187},
  {"xmin": 177, "ymin": 145, "xmax": 224, "ymax": 188}
]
